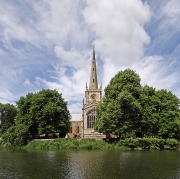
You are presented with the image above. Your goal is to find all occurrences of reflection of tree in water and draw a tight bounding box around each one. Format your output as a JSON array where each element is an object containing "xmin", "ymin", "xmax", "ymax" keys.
[
  {"xmin": 66, "ymin": 150, "xmax": 110, "ymax": 179},
  {"xmin": 1, "ymin": 150, "xmax": 180, "ymax": 178}
]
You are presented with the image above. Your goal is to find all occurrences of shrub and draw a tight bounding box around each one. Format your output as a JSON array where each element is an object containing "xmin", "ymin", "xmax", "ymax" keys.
[
  {"xmin": 23, "ymin": 138, "xmax": 180, "ymax": 150},
  {"xmin": 117, "ymin": 138, "xmax": 138, "ymax": 149},
  {"xmin": 164, "ymin": 138, "xmax": 179, "ymax": 150},
  {"xmin": 137, "ymin": 138, "xmax": 165, "ymax": 150},
  {"xmin": 1, "ymin": 124, "xmax": 32, "ymax": 146}
]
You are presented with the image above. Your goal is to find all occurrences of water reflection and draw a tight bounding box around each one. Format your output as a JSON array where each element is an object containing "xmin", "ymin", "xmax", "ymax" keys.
[{"xmin": 0, "ymin": 149, "xmax": 180, "ymax": 179}]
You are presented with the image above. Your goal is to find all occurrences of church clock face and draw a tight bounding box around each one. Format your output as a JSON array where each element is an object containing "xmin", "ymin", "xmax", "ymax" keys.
[{"xmin": 91, "ymin": 94, "xmax": 97, "ymax": 100}]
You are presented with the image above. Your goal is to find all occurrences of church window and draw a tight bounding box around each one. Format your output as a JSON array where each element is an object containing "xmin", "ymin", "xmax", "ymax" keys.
[
  {"xmin": 93, "ymin": 79, "xmax": 94, "ymax": 82},
  {"xmin": 77, "ymin": 126, "xmax": 79, "ymax": 133},
  {"xmin": 87, "ymin": 110, "xmax": 96, "ymax": 128},
  {"xmin": 93, "ymin": 68, "xmax": 94, "ymax": 71}
]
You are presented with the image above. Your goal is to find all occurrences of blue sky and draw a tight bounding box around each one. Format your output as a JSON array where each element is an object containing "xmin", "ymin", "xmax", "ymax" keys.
[{"xmin": 0, "ymin": 0, "xmax": 180, "ymax": 113}]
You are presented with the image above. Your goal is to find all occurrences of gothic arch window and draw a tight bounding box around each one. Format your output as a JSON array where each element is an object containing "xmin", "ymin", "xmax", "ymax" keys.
[
  {"xmin": 87, "ymin": 110, "xmax": 96, "ymax": 128},
  {"xmin": 93, "ymin": 79, "xmax": 94, "ymax": 83}
]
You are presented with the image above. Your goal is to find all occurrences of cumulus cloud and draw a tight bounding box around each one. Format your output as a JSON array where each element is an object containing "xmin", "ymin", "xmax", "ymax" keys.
[
  {"xmin": 0, "ymin": 0, "xmax": 180, "ymax": 113},
  {"xmin": 68, "ymin": 103, "xmax": 82, "ymax": 114},
  {"xmin": 83, "ymin": 0, "xmax": 151, "ymax": 66},
  {"xmin": 54, "ymin": 46, "xmax": 90, "ymax": 69},
  {"xmin": 35, "ymin": 64, "xmax": 90, "ymax": 102}
]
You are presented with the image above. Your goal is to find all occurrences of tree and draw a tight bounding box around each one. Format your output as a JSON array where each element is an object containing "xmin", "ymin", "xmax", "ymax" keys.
[
  {"xmin": 0, "ymin": 103, "xmax": 17, "ymax": 135},
  {"xmin": 95, "ymin": 68, "xmax": 180, "ymax": 139},
  {"xmin": 154, "ymin": 89, "xmax": 180, "ymax": 138},
  {"xmin": 140, "ymin": 86, "xmax": 180, "ymax": 138},
  {"xmin": 15, "ymin": 93, "xmax": 38, "ymax": 136},
  {"xmin": 140, "ymin": 85, "xmax": 159, "ymax": 136},
  {"xmin": 95, "ymin": 69, "xmax": 142, "ymax": 137},
  {"xmin": 16, "ymin": 89, "xmax": 70, "ymax": 137},
  {"xmin": 2, "ymin": 124, "xmax": 31, "ymax": 146}
]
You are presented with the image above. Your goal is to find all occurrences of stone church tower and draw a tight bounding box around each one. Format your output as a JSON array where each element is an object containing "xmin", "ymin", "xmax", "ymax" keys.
[{"xmin": 82, "ymin": 46, "xmax": 105, "ymax": 138}]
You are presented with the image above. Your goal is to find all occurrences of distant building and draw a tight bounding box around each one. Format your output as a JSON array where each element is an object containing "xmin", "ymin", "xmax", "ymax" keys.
[
  {"xmin": 69, "ymin": 114, "xmax": 82, "ymax": 138},
  {"xmin": 69, "ymin": 47, "xmax": 105, "ymax": 139}
]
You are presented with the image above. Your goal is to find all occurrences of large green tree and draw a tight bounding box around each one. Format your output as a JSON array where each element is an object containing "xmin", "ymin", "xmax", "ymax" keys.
[
  {"xmin": 156, "ymin": 89, "xmax": 180, "ymax": 138},
  {"xmin": 16, "ymin": 89, "xmax": 70, "ymax": 137},
  {"xmin": 95, "ymin": 69, "xmax": 180, "ymax": 139},
  {"xmin": 0, "ymin": 103, "xmax": 17, "ymax": 135},
  {"xmin": 140, "ymin": 86, "xmax": 180, "ymax": 138},
  {"xmin": 140, "ymin": 85, "xmax": 159, "ymax": 136},
  {"xmin": 95, "ymin": 69, "xmax": 142, "ymax": 137}
]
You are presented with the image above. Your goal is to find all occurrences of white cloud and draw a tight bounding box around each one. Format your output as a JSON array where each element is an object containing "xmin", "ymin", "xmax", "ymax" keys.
[
  {"xmin": 0, "ymin": 88, "xmax": 14, "ymax": 103},
  {"xmin": 0, "ymin": 0, "xmax": 180, "ymax": 113},
  {"xmin": 35, "ymin": 64, "xmax": 90, "ymax": 103},
  {"xmin": 161, "ymin": 0, "xmax": 180, "ymax": 28},
  {"xmin": 0, "ymin": 1, "xmax": 41, "ymax": 50},
  {"xmin": 30, "ymin": 0, "xmax": 90, "ymax": 48},
  {"xmin": 83, "ymin": 0, "xmax": 152, "ymax": 67},
  {"xmin": 133, "ymin": 55, "xmax": 180, "ymax": 90},
  {"xmin": 23, "ymin": 79, "xmax": 32, "ymax": 87},
  {"xmin": 0, "ymin": 65, "xmax": 22, "ymax": 87},
  {"xmin": 54, "ymin": 46, "xmax": 90, "ymax": 69},
  {"xmin": 68, "ymin": 103, "xmax": 82, "ymax": 115}
]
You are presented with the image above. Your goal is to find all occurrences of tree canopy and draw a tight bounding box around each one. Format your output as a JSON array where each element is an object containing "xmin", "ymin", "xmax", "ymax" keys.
[
  {"xmin": 15, "ymin": 89, "xmax": 70, "ymax": 137},
  {"xmin": 95, "ymin": 69, "xmax": 142, "ymax": 137},
  {"xmin": 0, "ymin": 103, "xmax": 17, "ymax": 135},
  {"xmin": 95, "ymin": 69, "xmax": 180, "ymax": 139},
  {"xmin": 140, "ymin": 86, "xmax": 180, "ymax": 138}
]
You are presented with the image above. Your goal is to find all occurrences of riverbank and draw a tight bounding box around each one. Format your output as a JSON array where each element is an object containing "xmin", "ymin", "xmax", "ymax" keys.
[
  {"xmin": 1, "ymin": 138, "xmax": 179, "ymax": 150},
  {"xmin": 22, "ymin": 138, "xmax": 179, "ymax": 150}
]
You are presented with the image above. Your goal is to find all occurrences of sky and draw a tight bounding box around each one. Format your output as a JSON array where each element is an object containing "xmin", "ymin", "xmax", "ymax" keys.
[{"xmin": 0, "ymin": 0, "xmax": 180, "ymax": 114}]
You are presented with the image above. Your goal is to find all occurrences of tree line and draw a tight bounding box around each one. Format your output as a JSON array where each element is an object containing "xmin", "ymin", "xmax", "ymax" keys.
[
  {"xmin": 0, "ymin": 89, "xmax": 70, "ymax": 145},
  {"xmin": 1, "ymin": 69, "xmax": 180, "ymax": 146}
]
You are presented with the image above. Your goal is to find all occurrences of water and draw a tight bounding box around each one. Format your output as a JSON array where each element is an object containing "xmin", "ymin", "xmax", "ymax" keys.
[{"xmin": 0, "ymin": 149, "xmax": 180, "ymax": 179}]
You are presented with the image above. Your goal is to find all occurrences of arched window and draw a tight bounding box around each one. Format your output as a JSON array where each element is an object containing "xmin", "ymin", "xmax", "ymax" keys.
[{"xmin": 87, "ymin": 110, "xmax": 96, "ymax": 128}]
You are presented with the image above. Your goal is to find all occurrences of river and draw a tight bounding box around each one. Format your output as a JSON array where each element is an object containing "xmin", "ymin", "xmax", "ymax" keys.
[{"xmin": 0, "ymin": 149, "xmax": 180, "ymax": 179}]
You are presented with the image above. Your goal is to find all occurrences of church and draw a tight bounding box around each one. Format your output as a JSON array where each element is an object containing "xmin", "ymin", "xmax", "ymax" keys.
[{"xmin": 69, "ymin": 47, "xmax": 105, "ymax": 139}]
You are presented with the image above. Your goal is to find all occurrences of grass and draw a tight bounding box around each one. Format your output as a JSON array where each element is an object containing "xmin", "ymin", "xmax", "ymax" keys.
[
  {"xmin": 25, "ymin": 138, "xmax": 113, "ymax": 150},
  {"xmin": 23, "ymin": 138, "xmax": 180, "ymax": 151}
]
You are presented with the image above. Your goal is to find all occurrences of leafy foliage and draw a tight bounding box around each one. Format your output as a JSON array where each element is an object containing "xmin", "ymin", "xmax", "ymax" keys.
[
  {"xmin": 95, "ymin": 69, "xmax": 180, "ymax": 139},
  {"xmin": 117, "ymin": 138, "xmax": 179, "ymax": 150},
  {"xmin": 15, "ymin": 89, "xmax": 70, "ymax": 137},
  {"xmin": 25, "ymin": 138, "xmax": 179, "ymax": 150},
  {"xmin": 26, "ymin": 139, "xmax": 112, "ymax": 150},
  {"xmin": 95, "ymin": 69, "xmax": 142, "ymax": 136},
  {"xmin": 140, "ymin": 87, "xmax": 180, "ymax": 138},
  {"xmin": 0, "ymin": 103, "xmax": 17, "ymax": 135},
  {"xmin": 1, "ymin": 124, "xmax": 31, "ymax": 146}
]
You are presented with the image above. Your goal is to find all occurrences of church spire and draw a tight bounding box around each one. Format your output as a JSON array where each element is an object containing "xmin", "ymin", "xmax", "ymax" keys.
[{"xmin": 89, "ymin": 45, "xmax": 98, "ymax": 90}]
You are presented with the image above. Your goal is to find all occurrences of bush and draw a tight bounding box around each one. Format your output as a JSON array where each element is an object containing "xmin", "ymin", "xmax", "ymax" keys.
[
  {"xmin": 26, "ymin": 138, "xmax": 111, "ymax": 150},
  {"xmin": 164, "ymin": 138, "xmax": 179, "ymax": 150},
  {"xmin": 116, "ymin": 138, "xmax": 178, "ymax": 150},
  {"xmin": 1, "ymin": 124, "xmax": 32, "ymax": 146},
  {"xmin": 19, "ymin": 138, "xmax": 180, "ymax": 150},
  {"xmin": 117, "ymin": 138, "xmax": 138, "ymax": 149},
  {"xmin": 137, "ymin": 138, "xmax": 165, "ymax": 150}
]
